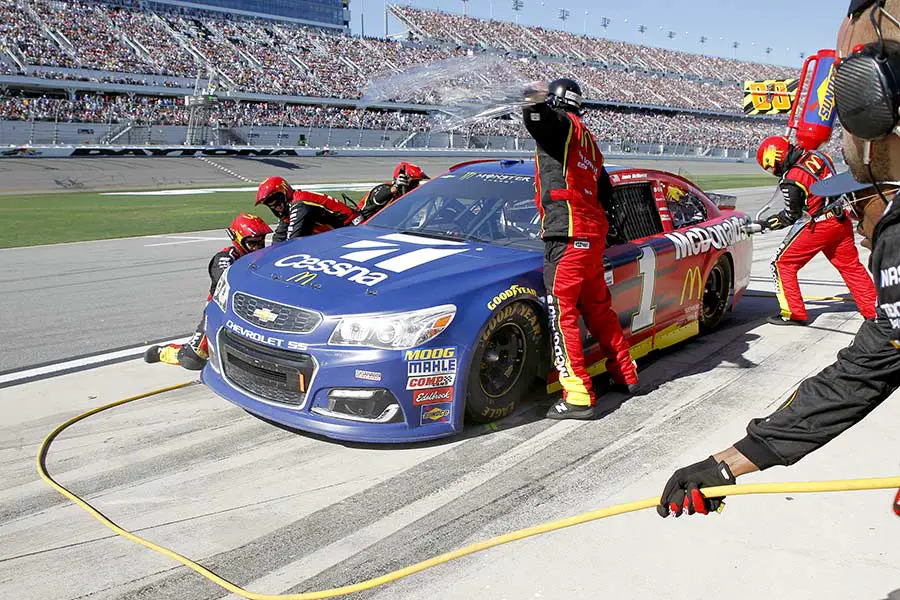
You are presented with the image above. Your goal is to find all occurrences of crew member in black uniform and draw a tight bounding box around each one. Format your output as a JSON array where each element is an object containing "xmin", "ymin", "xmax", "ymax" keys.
[
  {"xmin": 144, "ymin": 213, "xmax": 271, "ymax": 370},
  {"xmin": 657, "ymin": 0, "xmax": 900, "ymax": 518},
  {"xmin": 357, "ymin": 162, "xmax": 430, "ymax": 220}
]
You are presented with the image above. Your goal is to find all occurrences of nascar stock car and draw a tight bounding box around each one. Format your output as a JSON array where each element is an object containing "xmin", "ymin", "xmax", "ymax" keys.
[{"xmin": 202, "ymin": 159, "xmax": 754, "ymax": 443}]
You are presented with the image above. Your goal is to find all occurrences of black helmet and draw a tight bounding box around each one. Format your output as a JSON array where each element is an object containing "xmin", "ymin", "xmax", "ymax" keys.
[{"xmin": 547, "ymin": 78, "xmax": 583, "ymax": 114}]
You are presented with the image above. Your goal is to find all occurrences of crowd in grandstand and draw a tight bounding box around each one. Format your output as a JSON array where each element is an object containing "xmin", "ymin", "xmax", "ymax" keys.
[
  {"xmin": 0, "ymin": 93, "xmax": 804, "ymax": 153},
  {"xmin": 0, "ymin": 0, "xmax": 820, "ymax": 153},
  {"xmin": 0, "ymin": 0, "xmax": 792, "ymax": 112}
]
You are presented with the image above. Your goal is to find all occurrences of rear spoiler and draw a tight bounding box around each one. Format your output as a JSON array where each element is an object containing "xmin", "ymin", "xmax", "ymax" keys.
[{"xmin": 706, "ymin": 192, "xmax": 737, "ymax": 210}]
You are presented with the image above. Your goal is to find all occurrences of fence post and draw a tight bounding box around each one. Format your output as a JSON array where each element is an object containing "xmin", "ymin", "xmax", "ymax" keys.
[
  {"xmin": 277, "ymin": 103, "xmax": 286, "ymax": 147},
  {"xmin": 28, "ymin": 104, "xmax": 35, "ymax": 145},
  {"xmin": 52, "ymin": 101, "xmax": 60, "ymax": 145}
]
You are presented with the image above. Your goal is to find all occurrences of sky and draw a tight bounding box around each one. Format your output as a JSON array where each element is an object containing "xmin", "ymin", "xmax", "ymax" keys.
[{"xmin": 350, "ymin": 0, "xmax": 849, "ymax": 67}]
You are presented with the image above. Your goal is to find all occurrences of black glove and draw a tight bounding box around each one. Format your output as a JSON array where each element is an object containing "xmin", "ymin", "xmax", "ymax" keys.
[
  {"xmin": 657, "ymin": 456, "xmax": 736, "ymax": 518},
  {"xmin": 394, "ymin": 172, "xmax": 409, "ymax": 189},
  {"xmin": 754, "ymin": 219, "xmax": 770, "ymax": 232}
]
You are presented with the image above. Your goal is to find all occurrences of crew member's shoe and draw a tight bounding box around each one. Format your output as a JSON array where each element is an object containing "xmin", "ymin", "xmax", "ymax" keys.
[
  {"xmin": 546, "ymin": 399, "xmax": 596, "ymax": 420},
  {"xmin": 766, "ymin": 314, "xmax": 807, "ymax": 326},
  {"xmin": 158, "ymin": 345, "xmax": 182, "ymax": 366},
  {"xmin": 143, "ymin": 346, "xmax": 161, "ymax": 363}
]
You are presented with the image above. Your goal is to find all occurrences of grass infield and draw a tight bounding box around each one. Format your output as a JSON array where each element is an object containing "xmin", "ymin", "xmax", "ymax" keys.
[{"xmin": 0, "ymin": 174, "xmax": 774, "ymax": 248}]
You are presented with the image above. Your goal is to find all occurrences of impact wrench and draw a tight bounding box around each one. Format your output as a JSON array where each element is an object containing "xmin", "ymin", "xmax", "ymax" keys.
[{"xmin": 37, "ymin": 382, "xmax": 900, "ymax": 600}]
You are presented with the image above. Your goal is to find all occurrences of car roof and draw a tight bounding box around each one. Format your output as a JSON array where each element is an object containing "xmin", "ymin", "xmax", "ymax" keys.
[{"xmin": 448, "ymin": 159, "xmax": 627, "ymax": 176}]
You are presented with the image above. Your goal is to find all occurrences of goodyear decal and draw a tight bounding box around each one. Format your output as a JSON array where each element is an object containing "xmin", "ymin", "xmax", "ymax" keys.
[
  {"xmin": 665, "ymin": 216, "xmax": 748, "ymax": 261},
  {"xmin": 487, "ymin": 284, "xmax": 538, "ymax": 310}
]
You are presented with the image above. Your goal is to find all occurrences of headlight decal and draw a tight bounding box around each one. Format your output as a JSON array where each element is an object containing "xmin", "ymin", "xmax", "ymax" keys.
[{"xmin": 328, "ymin": 305, "xmax": 456, "ymax": 350}]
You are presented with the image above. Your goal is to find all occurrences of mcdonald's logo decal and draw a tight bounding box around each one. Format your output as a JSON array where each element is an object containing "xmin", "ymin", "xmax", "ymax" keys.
[{"xmin": 680, "ymin": 267, "xmax": 703, "ymax": 305}]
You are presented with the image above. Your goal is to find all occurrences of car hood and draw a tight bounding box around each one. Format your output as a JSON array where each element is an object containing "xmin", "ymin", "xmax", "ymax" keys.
[{"xmin": 239, "ymin": 227, "xmax": 541, "ymax": 313}]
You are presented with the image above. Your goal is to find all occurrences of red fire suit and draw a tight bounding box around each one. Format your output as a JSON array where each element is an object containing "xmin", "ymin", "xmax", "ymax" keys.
[
  {"xmin": 767, "ymin": 151, "xmax": 877, "ymax": 321},
  {"xmin": 273, "ymin": 190, "xmax": 361, "ymax": 242},
  {"xmin": 523, "ymin": 102, "xmax": 637, "ymax": 406}
]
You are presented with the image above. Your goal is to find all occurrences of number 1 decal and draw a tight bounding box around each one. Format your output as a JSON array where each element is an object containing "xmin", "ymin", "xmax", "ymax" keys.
[{"xmin": 631, "ymin": 246, "xmax": 657, "ymax": 332}]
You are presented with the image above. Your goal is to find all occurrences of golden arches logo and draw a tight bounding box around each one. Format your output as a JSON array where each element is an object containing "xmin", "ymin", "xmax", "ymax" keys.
[
  {"xmin": 680, "ymin": 266, "xmax": 703, "ymax": 305},
  {"xmin": 666, "ymin": 185, "xmax": 687, "ymax": 203},
  {"xmin": 286, "ymin": 272, "xmax": 317, "ymax": 286},
  {"xmin": 760, "ymin": 144, "xmax": 784, "ymax": 170}
]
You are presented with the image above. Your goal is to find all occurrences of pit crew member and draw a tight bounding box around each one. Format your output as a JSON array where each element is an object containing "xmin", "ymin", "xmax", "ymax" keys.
[
  {"xmin": 658, "ymin": 0, "xmax": 900, "ymax": 518},
  {"xmin": 144, "ymin": 213, "xmax": 271, "ymax": 370},
  {"xmin": 755, "ymin": 135, "xmax": 877, "ymax": 325},
  {"xmin": 357, "ymin": 162, "xmax": 430, "ymax": 220},
  {"xmin": 522, "ymin": 78, "xmax": 638, "ymax": 420},
  {"xmin": 255, "ymin": 176, "xmax": 361, "ymax": 242}
]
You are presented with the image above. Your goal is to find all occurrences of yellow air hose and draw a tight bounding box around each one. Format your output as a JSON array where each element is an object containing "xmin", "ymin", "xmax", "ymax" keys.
[{"xmin": 37, "ymin": 383, "xmax": 900, "ymax": 600}]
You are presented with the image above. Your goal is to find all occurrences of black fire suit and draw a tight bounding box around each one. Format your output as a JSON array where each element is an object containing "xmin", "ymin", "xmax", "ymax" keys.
[
  {"xmin": 272, "ymin": 191, "xmax": 361, "ymax": 243},
  {"xmin": 177, "ymin": 246, "xmax": 239, "ymax": 369},
  {"xmin": 733, "ymin": 194, "xmax": 900, "ymax": 468}
]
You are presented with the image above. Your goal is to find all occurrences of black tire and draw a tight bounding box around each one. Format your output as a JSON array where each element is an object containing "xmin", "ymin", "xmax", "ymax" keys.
[
  {"xmin": 699, "ymin": 255, "xmax": 733, "ymax": 334},
  {"xmin": 465, "ymin": 302, "xmax": 542, "ymax": 423}
]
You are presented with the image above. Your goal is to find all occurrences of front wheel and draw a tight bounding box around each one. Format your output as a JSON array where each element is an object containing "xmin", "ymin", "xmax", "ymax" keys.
[
  {"xmin": 465, "ymin": 302, "xmax": 542, "ymax": 423},
  {"xmin": 699, "ymin": 255, "xmax": 733, "ymax": 334}
]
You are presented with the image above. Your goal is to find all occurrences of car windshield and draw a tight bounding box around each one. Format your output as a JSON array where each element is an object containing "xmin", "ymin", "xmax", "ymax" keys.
[{"xmin": 365, "ymin": 171, "xmax": 542, "ymax": 249}]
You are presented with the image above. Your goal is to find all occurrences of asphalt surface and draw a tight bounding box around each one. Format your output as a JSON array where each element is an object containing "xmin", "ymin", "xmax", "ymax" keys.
[
  {"xmin": 2, "ymin": 184, "xmax": 898, "ymax": 600},
  {"xmin": 2, "ymin": 240, "xmax": 897, "ymax": 600},
  {"xmin": 0, "ymin": 155, "xmax": 763, "ymax": 194},
  {"xmin": 1, "ymin": 157, "xmax": 770, "ymax": 373}
]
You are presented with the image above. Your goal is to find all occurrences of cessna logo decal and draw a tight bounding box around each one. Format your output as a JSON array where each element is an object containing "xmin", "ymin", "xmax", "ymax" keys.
[
  {"xmin": 680, "ymin": 267, "xmax": 703, "ymax": 305},
  {"xmin": 665, "ymin": 217, "xmax": 748, "ymax": 261},
  {"xmin": 275, "ymin": 234, "xmax": 468, "ymax": 287}
]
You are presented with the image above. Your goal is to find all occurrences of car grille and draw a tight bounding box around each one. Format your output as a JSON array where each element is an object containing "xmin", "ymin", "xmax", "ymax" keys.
[
  {"xmin": 232, "ymin": 292, "xmax": 322, "ymax": 334},
  {"xmin": 220, "ymin": 330, "xmax": 316, "ymax": 407}
]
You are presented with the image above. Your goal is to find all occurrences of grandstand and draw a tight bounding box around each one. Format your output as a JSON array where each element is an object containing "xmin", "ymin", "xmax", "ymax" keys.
[{"xmin": 0, "ymin": 0, "xmax": 831, "ymax": 156}]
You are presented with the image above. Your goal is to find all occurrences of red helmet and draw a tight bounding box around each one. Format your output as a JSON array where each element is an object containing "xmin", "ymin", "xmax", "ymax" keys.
[
  {"xmin": 227, "ymin": 213, "xmax": 272, "ymax": 256},
  {"xmin": 393, "ymin": 162, "xmax": 429, "ymax": 185},
  {"xmin": 757, "ymin": 136, "xmax": 793, "ymax": 174},
  {"xmin": 255, "ymin": 176, "xmax": 294, "ymax": 218}
]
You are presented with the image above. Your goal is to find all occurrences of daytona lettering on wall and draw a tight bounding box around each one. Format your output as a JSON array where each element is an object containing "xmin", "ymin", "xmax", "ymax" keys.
[{"xmin": 412, "ymin": 386, "xmax": 454, "ymax": 406}]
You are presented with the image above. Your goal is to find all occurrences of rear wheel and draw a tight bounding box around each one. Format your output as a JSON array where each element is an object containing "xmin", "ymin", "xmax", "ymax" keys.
[
  {"xmin": 465, "ymin": 302, "xmax": 541, "ymax": 423},
  {"xmin": 699, "ymin": 255, "xmax": 733, "ymax": 334}
]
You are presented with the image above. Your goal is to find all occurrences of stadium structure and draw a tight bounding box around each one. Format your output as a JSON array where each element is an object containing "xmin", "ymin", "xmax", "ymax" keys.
[{"xmin": 0, "ymin": 0, "xmax": 819, "ymax": 158}]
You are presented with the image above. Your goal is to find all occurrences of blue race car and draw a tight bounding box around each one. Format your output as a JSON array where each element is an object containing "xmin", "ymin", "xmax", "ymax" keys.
[{"xmin": 202, "ymin": 159, "xmax": 753, "ymax": 443}]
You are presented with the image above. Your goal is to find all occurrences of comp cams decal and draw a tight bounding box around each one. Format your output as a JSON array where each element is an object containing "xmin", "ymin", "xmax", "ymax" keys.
[
  {"xmin": 420, "ymin": 403, "xmax": 452, "ymax": 425},
  {"xmin": 665, "ymin": 216, "xmax": 748, "ymax": 260},
  {"xmin": 487, "ymin": 284, "xmax": 538, "ymax": 310},
  {"xmin": 225, "ymin": 320, "xmax": 308, "ymax": 351},
  {"xmin": 407, "ymin": 374, "xmax": 456, "ymax": 390}
]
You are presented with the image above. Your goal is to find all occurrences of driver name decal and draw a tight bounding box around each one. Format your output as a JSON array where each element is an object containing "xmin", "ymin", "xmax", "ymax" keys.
[{"xmin": 665, "ymin": 216, "xmax": 748, "ymax": 260}]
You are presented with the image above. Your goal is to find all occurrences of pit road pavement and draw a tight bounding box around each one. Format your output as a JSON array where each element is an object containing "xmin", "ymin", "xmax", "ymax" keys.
[{"xmin": 0, "ymin": 185, "xmax": 897, "ymax": 599}]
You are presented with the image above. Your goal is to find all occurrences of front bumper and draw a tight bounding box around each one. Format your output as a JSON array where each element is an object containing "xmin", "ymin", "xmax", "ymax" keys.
[{"xmin": 202, "ymin": 308, "xmax": 466, "ymax": 444}]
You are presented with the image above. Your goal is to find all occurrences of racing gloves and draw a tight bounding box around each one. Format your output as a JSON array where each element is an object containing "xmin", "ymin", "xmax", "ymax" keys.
[
  {"xmin": 894, "ymin": 488, "xmax": 900, "ymax": 517},
  {"xmin": 657, "ymin": 456, "xmax": 736, "ymax": 518}
]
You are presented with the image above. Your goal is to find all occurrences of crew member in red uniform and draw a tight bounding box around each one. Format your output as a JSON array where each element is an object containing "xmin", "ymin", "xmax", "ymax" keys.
[
  {"xmin": 145, "ymin": 213, "xmax": 271, "ymax": 370},
  {"xmin": 756, "ymin": 136, "xmax": 877, "ymax": 325},
  {"xmin": 523, "ymin": 78, "xmax": 638, "ymax": 420},
  {"xmin": 357, "ymin": 162, "xmax": 430, "ymax": 220},
  {"xmin": 255, "ymin": 176, "xmax": 361, "ymax": 242}
]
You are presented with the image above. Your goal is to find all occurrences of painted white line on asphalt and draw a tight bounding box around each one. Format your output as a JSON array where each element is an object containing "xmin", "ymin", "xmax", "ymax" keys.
[
  {"xmin": 144, "ymin": 236, "xmax": 226, "ymax": 247},
  {"xmin": 0, "ymin": 336, "xmax": 190, "ymax": 386},
  {"xmin": 100, "ymin": 182, "xmax": 381, "ymax": 196}
]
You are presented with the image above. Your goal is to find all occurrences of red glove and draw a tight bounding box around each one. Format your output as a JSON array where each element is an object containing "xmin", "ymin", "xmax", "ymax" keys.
[{"xmin": 893, "ymin": 488, "xmax": 900, "ymax": 517}]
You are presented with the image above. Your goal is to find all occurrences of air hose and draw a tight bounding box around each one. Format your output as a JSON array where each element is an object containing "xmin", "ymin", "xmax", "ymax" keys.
[{"xmin": 38, "ymin": 383, "xmax": 900, "ymax": 600}]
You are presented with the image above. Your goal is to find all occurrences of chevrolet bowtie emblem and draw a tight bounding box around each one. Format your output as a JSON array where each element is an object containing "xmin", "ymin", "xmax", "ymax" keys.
[{"xmin": 252, "ymin": 307, "xmax": 278, "ymax": 323}]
